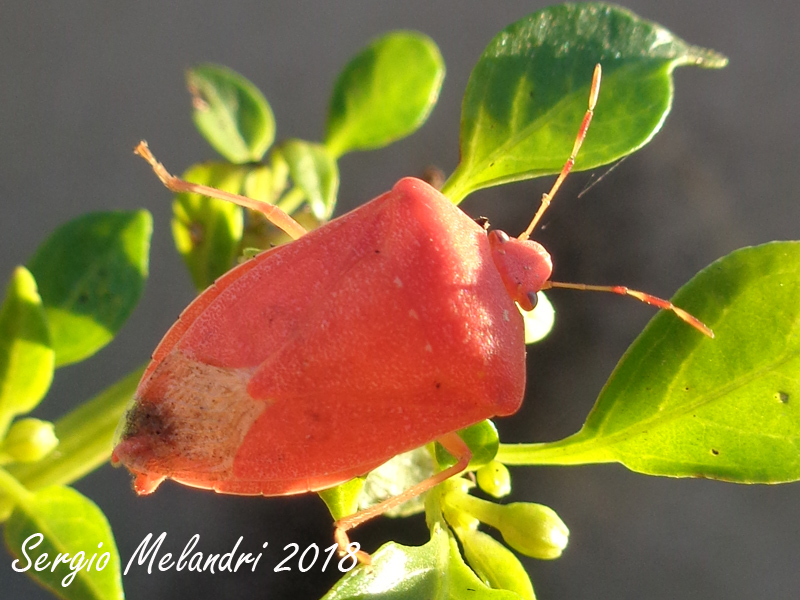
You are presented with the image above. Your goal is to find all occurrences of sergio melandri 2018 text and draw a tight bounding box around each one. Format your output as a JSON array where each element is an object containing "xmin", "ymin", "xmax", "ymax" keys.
[{"xmin": 12, "ymin": 531, "xmax": 360, "ymax": 588}]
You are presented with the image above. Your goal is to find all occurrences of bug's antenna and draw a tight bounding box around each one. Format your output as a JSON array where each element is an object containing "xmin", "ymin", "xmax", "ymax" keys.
[
  {"xmin": 542, "ymin": 280, "xmax": 715, "ymax": 338},
  {"xmin": 134, "ymin": 141, "xmax": 308, "ymax": 241},
  {"xmin": 520, "ymin": 63, "xmax": 602, "ymax": 241}
]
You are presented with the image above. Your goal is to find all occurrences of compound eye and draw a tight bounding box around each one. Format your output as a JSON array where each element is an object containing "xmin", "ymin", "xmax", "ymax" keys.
[
  {"xmin": 493, "ymin": 230, "xmax": 510, "ymax": 244},
  {"xmin": 527, "ymin": 291, "xmax": 539, "ymax": 310}
]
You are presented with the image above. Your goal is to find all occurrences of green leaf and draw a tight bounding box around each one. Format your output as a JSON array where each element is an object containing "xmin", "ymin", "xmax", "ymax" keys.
[
  {"xmin": 28, "ymin": 211, "xmax": 152, "ymax": 368},
  {"xmin": 497, "ymin": 242, "xmax": 800, "ymax": 483},
  {"xmin": 242, "ymin": 165, "xmax": 278, "ymax": 204},
  {"xmin": 281, "ymin": 139, "xmax": 340, "ymax": 220},
  {"xmin": 319, "ymin": 476, "xmax": 367, "ymax": 522},
  {"xmin": 322, "ymin": 525, "xmax": 519, "ymax": 599},
  {"xmin": 4, "ymin": 485, "xmax": 123, "ymax": 600},
  {"xmin": 458, "ymin": 527, "xmax": 535, "ymax": 600},
  {"xmin": 436, "ymin": 420, "xmax": 499, "ymax": 469},
  {"xmin": 441, "ymin": 2, "xmax": 728, "ymax": 203},
  {"xmin": 358, "ymin": 446, "xmax": 434, "ymax": 519},
  {"xmin": 187, "ymin": 64, "xmax": 275, "ymax": 163},
  {"xmin": 0, "ymin": 267, "xmax": 53, "ymax": 434},
  {"xmin": 442, "ymin": 532, "xmax": 520, "ymax": 600},
  {"xmin": 172, "ymin": 163, "xmax": 246, "ymax": 291},
  {"xmin": 325, "ymin": 31, "xmax": 445, "ymax": 157}
]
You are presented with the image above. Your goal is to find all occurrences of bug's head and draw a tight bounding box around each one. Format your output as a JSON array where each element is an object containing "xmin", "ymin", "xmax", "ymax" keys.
[{"xmin": 488, "ymin": 230, "xmax": 552, "ymax": 311}]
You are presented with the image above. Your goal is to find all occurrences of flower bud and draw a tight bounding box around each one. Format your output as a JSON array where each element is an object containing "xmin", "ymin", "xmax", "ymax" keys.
[
  {"xmin": 446, "ymin": 492, "xmax": 569, "ymax": 560},
  {"xmin": 1, "ymin": 418, "xmax": 58, "ymax": 462},
  {"xmin": 494, "ymin": 502, "xmax": 569, "ymax": 559},
  {"xmin": 476, "ymin": 461, "xmax": 511, "ymax": 498}
]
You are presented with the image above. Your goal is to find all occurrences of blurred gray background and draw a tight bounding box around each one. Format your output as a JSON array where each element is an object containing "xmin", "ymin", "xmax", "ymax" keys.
[{"xmin": 1, "ymin": 1, "xmax": 798, "ymax": 598}]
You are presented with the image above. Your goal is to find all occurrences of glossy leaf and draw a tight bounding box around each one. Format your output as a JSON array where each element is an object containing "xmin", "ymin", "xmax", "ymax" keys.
[
  {"xmin": 172, "ymin": 163, "xmax": 246, "ymax": 291},
  {"xmin": 322, "ymin": 525, "xmax": 519, "ymax": 599},
  {"xmin": 187, "ymin": 64, "xmax": 275, "ymax": 163},
  {"xmin": 436, "ymin": 420, "xmax": 499, "ymax": 469},
  {"xmin": 281, "ymin": 139, "xmax": 340, "ymax": 220},
  {"xmin": 4, "ymin": 485, "xmax": 123, "ymax": 600},
  {"xmin": 0, "ymin": 267, "xmax": 53, "ymax": 434},
  {"xmin": 498, "ymin": 242, "xmax": 800, "ymax": 483},
  {"xmin": 458, "ymin": 527, "xmax": 535, "ymax": 600},
  {"xmin": 325, "ymin": 31, "xmax": 445, "ymax": 157},
  {"xmin": 441, "ymin": 3, "xmax": 728, "ymax": 202},
  {"xmin": 28, "ymin": 211, "xmax": 152, "ymax": 368}
]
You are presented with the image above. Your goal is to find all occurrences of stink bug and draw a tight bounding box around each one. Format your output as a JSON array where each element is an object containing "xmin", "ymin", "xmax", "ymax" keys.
[{"xmin": 112, "ymin": 65, "xmax": 711, "ymax": 559}]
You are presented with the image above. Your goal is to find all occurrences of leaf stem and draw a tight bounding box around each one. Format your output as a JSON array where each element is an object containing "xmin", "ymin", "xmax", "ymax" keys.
[
  {"xmin": 439, "ymin": 164, "xmax": 470, "ymax": 205},
  {"xmin": 496, "ymin": 434, "xmax": 614, "ymax": 466}
]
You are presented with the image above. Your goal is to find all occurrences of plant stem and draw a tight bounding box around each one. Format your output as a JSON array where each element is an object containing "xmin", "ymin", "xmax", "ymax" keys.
[{"xmin": 0, "ymin": 466, "xmax": 32, "ymax": 508}]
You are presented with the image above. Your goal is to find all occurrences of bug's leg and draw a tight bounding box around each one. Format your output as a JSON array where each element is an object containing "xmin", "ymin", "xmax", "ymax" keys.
[
  {"xmin": 134, "ymin": 141, "xmax": 308, "ymax": 240},
  {"xmin": 333, "ymin": 431, "xmax": 472, "ymax": 565},
  {"xmin": 520, "ymin": 63, "xmax": 602, "ymax": 241},
  {"xmin": 542, "ymin": 280, "xmax": 714, "ymax": 338}
]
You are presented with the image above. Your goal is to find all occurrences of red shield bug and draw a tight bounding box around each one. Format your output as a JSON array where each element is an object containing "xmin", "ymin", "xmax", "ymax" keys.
[{"xmin": 112, "ymin": 64, "xmax": 712, "ymax": 561}]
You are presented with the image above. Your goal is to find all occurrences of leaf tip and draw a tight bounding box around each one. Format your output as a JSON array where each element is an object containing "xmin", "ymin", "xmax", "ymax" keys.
[{"xmin": 686, "ymin": 46, "xmax": 729, "ymax": 69}]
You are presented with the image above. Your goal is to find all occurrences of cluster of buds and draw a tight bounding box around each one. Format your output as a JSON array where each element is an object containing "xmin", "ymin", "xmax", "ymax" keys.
[{"xmin": 438, "ymin": 460, "xmax": 569, "ymax": 600}]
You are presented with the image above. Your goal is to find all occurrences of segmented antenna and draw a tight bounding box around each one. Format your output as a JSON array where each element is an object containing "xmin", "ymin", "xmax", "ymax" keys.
[{"xmin": 520, "ymin": 64, "xmax": 602, "ymax": 241}]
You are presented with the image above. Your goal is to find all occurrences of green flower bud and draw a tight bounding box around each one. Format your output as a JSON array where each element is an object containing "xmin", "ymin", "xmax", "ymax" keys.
[
  {"xmin": 476, "ymin": 460, "xmax": 511, "ymax": 498},
  {"xmin": 458, "ymin": 527, "xmax": 536, "ymax": 600},
  {"xmin": 494, "ymin": 502, "xmax": 569, "ymax": 559},
  {"xmin": 446, "ymin": 492, "xmax": 569, "ymax": 560},
  {"xmin": 1, "ymin": 418, "xmax": 58, "ymax": 463}
]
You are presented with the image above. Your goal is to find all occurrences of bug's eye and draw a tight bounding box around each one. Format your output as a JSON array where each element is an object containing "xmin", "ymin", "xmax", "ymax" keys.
[
  {"xmin": 527, "ymin": 291, "xmax": 539, "ymax": 310},
  {"xmin": 488, "ymin": 230, "xmax": 552, "ymax": 311}
]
